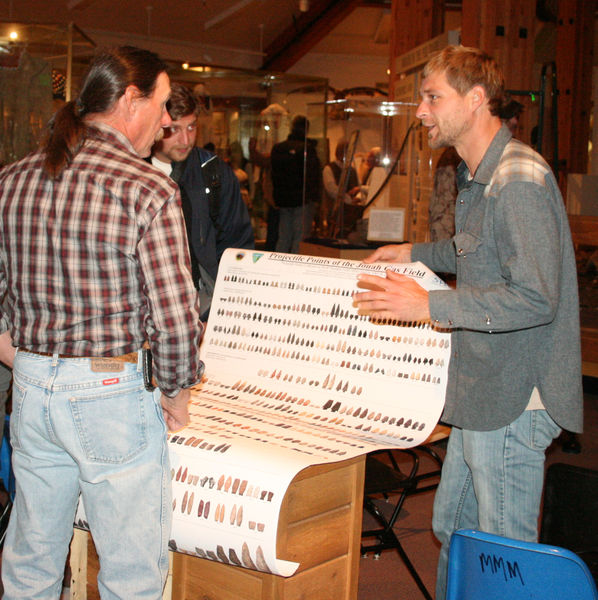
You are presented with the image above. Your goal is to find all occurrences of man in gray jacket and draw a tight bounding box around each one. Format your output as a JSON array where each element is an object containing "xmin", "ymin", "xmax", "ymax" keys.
[{"xmin": 354, "ymin": 45, "xmax": 582, "ymax": 600}]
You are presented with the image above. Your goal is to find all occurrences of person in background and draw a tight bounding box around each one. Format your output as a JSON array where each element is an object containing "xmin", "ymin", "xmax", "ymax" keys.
[
  {"xmin": 323, "ymin": 139, "xmax": 360, "ymax": 205},
  {"xmin": 227, "ymin": 141, "xmax": 252, "ymax": 211},
  {"xmin": 151, "ymin": 83, "xmax": 254, "ymax": 320},
  {"xmin": 499, "ymin": 97, "xmax": 524, "ymax": 137},
  {"xmin": 248, "ymin": 136, "xmax": 278, "ymax": 250},
  {"xmin": 248, "ymin": 103, "xmax": 289, "ymax": 251},
  {"xmin": 357, "ymin": 146, "xmax": 381, "ymax": 187},
  {"xmin": 323, "ymin": 139, "xmax": 362, "ymax": 237},
  {"xmin": 270, "ymin": 115, "xmax": 322, "ymax": 253},
  {"xmin": 354, "ymin": 45, "xmax": 582, "ymax": 600},
  {"xmin": 428, "ymin": 146, "xmax": 460, "ymax": 243},
  {"xmin": 0, "ymin": 46, "xmax": 204, "ymax": 599}
]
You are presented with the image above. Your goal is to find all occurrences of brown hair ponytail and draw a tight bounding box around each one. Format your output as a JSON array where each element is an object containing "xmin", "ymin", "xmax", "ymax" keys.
[{"xmin": 42, "ymin": 101, "xmax": 88, "ymax": 179}]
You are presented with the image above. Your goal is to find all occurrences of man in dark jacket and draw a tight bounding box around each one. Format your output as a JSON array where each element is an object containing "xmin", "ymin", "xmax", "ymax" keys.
[
  {"xmin": 151, "ymin": 83, "xmax": 254, "ymax": 319},
  {"xmin": 270, "ymin": 115, "xmax": 321, "ymax": 253}
]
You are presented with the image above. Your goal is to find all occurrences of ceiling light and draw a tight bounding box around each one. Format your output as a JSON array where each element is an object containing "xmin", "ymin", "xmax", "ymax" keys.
[
  {"xmin": 9, "ymin": 31, "xmax": 18, "ymax": 40},
  {"xmin": 299, "ymin": 0, "xmax": 309, "ymax": 12}
]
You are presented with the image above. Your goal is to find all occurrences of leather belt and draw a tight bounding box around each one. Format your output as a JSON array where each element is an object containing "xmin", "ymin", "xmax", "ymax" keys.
[{"xmin": 21, "ymin": 349, "xmax": 139, "ymax": 364}]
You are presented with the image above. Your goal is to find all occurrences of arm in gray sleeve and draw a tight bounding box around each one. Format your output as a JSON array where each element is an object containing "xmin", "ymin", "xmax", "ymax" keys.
[
  {"xmin": 426, "ymin": 180, "xmax": 570, "ymax": 332},
  {"xmin": 412, "ymin": 238, "xmax": 457, "ymax": 274}
]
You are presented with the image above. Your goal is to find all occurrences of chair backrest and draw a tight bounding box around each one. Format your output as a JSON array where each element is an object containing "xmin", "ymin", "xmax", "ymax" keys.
[{"xmin": 446, "ymin": 529, "xmax": 598, "ymax": 600}]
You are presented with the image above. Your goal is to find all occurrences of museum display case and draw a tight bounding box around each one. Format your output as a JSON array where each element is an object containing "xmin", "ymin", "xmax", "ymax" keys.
[
  {"xmin": 167, "ymin": 63, "xmax": 329, "ymax": 242},
  {"xmin": 303, "ymin": 98, "xmax": 434, "ymax": 254},
  {"xmin": 0, "ymin": 21, "xmax": 96, "ymax": 165}
]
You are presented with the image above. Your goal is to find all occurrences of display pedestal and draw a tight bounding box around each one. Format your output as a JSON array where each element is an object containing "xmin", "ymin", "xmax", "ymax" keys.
[
  {"xmin": 70, "ymin": 455, "xmax": 365, "ymax": 600},
  {"xmin": 173, "ymin": 454, "xmax": 365, "ymax": 600}
]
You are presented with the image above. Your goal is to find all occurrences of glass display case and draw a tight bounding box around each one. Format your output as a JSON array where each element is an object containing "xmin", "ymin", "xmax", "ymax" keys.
[
  {"xmin": 167, "ymin": 63, "xmax": 328, "ymax": 244},
  {"xmin": 304, "ymin": 98, "xmax": 435, "ymax": 251},
  {"xmin": 0, "ymin": 21, "xmax": 96, "ymax": 165}
]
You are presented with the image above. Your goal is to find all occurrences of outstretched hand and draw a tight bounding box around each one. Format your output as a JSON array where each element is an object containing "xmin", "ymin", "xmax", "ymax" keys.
[{"xmin": 353, "ymin": 269, "xmax": 430, "ymax": 322}]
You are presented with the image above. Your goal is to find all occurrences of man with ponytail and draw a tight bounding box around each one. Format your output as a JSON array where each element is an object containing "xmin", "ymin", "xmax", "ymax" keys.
[{"xmin": 0, "ymin": 46, "xmax": 204, "ymax": 598}]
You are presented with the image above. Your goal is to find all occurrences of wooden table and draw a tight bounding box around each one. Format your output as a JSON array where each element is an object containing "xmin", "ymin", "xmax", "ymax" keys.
[
  {"xmin": 70, "ymin": 455, "xmax": 365, "ymax": 600},
  {"xmin": 69, "ymin": 422, "xmax": 450, "ymax": 599}
]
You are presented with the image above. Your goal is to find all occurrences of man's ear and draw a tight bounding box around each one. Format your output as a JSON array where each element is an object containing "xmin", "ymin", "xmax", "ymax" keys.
[
  {"xmin": 468, "ymin": 84, "xmax": 486, "ymax": 111},
  {"xmin": 122, "ymin": 84, "xmax": 142, "ymax": 119}
]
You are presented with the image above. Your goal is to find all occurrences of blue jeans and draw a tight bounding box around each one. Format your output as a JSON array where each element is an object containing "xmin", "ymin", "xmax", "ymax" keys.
[
  {"xmin": 432, "ymin": 409, "xmax": 561, "ymax": 600},
  {"xmin": 276, "ymin": 204, "xmax": 313, "ymax": 254},
  {"xmin": 2, "ymin": 350, "xmax": 171, "ymax": 599}
]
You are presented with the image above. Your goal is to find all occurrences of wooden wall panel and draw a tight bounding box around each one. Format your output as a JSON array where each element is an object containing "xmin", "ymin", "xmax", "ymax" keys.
[
  {"xmin": 461, "ymin": 0, "xmax": 536, "ymax": 94},
  {"xmin": 389, "ymin": 0, "xmax": 444, "ymax": 99},
  {"xmin": 388, "ymin": 0, "xmax": 594, "ymax": 197},
  {"xmin": 460, "ymin": 0, "xmax": 481, "ymax": 48},
  {"xmin": 391, "ymin": 0, "xmax": 443, "ymax": 58},
  {"xmin": 556, "ymin": 0, "xmax": 594, "ymax": 185}
]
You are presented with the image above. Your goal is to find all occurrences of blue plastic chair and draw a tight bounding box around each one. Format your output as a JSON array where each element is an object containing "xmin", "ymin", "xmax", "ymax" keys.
[
  {"xmin": 446, "ymin": 529, "xmax": 598, "ymax": 600},
  {"xmin": 0, "ymin": 414, "xmax": 15, "ymax": 500},
  {"xmin": 0, "ymin": 414, "xmax": 14, "ymax": 547}
]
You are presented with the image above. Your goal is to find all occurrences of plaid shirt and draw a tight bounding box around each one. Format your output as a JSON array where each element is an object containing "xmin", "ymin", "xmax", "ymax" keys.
[{"xmin": 0, "ymin": 123, "xmax": 204, "ymax": 396}]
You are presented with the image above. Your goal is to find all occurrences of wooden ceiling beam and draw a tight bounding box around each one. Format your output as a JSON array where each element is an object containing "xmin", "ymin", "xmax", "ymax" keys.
[{"xmin": 261, "ymin": 0, "xmax": 363, "ymax": 71}]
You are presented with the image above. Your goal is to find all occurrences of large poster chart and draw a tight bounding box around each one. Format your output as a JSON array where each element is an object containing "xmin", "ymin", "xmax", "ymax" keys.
[{"xmin": 166, "ymin": 249, "xmax": 451, "ymax": 577}]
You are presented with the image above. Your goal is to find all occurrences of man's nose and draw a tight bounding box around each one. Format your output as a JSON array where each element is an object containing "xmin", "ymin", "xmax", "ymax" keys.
[
  {"xmin": 180, "ymin": 129, "xmax": 193, "ymax": 146},
  {"xmin": 415, "ymin": 100, "xmax": 427, "ymax": 120}
]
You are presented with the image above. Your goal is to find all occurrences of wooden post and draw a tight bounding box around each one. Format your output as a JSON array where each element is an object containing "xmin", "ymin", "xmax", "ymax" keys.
[{"xmin": 556, "ymin": 0, "xmax": 594, "ymax": 190}]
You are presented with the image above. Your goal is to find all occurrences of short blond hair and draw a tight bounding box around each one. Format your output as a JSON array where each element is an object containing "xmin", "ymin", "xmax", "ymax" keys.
[{"xmin": 423, "ymin": 45, "xmax": 505, "ymax": 116}]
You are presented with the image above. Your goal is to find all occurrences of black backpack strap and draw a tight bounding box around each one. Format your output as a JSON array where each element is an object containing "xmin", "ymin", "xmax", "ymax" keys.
[{"xmin": 201, "ymin": 154, "xmax": 222, "ymax": 233}]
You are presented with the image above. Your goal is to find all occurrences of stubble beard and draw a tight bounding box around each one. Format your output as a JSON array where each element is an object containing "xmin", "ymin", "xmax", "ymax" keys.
[
  {"xmin": 170, "ymin": 146, "xmax": 193, "ymax": 162},
  {"xmin": 427, "ymin": 116, "xmax": 469, "ymax": 150}
]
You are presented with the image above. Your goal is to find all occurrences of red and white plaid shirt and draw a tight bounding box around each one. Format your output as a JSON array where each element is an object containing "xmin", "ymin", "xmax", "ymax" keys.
[{"xmin": 0, "ymin": 123, "xmax": 204, "ymax": 396}]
